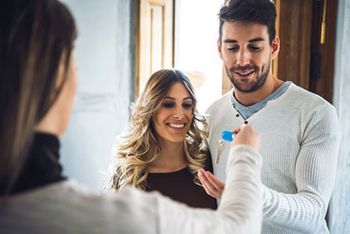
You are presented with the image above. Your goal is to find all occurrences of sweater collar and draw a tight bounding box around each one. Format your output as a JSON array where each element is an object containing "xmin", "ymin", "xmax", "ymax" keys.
[{"xmin": 11, "ymin": 133, "xmax": 66, "ymax": 194}]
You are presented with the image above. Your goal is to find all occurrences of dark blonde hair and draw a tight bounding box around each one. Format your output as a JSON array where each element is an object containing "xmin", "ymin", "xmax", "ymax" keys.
[
  {"xmin": 0, "ymin": 0, "xmax": 77, "ymax": 194},
  {"xmin": 108, "ymin": 69, "xmax": 210, "ymax": 190}
]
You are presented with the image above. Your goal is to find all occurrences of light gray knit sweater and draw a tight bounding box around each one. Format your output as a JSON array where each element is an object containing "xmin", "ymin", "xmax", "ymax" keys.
[{"xmin": 207, "ymin": 83, "xmax": 341, "ymax": 234}]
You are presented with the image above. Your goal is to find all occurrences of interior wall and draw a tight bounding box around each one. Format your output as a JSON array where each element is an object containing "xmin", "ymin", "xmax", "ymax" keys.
[
  {"xmin": 60, "ymin": 0, "xmax": 135, "ymax": 191},
  {"xmin": 328, "ymin": 0, "xmax": 350, "ymax": 232}
]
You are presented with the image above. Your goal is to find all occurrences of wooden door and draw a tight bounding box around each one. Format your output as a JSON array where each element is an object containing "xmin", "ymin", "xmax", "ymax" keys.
[
  {"xmin": 221, "ymin": 0, "xmax": 338, "ymax": 104},
  {"xmin": 136, "ymin": 0, "xmax": 174, "ymax": 95},
  {"xmin": 276, "ymin": 0, "xmax": 337, "ymax": 103}
]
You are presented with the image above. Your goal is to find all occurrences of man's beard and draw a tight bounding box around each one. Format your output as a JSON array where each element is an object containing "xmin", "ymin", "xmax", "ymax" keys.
[{"xmin": 226, "ymin": 62, "xmax": 270, "ymax": 93}]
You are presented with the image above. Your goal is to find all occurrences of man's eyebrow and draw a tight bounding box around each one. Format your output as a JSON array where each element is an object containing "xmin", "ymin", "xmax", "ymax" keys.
[
  {"xmin": 248, "ymin": 37, "xmax": 265, "ymax": 43},
  {"xmin": 223, "ymin": 37, "xmax": 265, "ymax": 44},
  {"xmin": 223, "ymin": 39, "xmax": 237, "ymax": 43}
]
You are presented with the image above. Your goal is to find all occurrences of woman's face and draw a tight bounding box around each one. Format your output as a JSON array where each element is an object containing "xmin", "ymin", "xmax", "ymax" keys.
[
  {"xmin": 36, "ymin": 51, "xmax": 77, "ymax": 136},
  {"xmin": 153, "ymin": 82, "xmax": 194, "ymax": 144},
  {"xmin": 59, "ymin": 52, "xmax": 77, "ymax": 132}
]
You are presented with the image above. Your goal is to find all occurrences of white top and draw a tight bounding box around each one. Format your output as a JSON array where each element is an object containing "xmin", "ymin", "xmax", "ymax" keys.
[
  {"xmin": 206, "ymin": 83, "xmax": 341, "ymax": 234},
  {"xmin": 0, "ymin": 145, "xmax": 262, "ymax": 234}
]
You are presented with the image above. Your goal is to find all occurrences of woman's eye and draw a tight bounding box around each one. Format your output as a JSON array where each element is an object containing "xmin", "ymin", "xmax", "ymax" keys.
[
  {"xmin": 162, "ymin": 102, "xmax": 175, "ymax": 108},
  {"xmin": 182, "ymin": 103, "xmax": 193, "ymax": 109}
]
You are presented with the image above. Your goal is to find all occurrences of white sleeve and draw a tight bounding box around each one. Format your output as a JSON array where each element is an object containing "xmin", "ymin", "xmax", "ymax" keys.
[{"xmin": 155, "ymin": 145, "xmax": 263, "ymax": 234}]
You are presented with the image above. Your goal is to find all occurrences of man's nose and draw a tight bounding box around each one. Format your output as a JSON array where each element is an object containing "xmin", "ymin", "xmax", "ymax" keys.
[{"xmin": 237, "ymin": 49, "xmax": 251, "ymax": 66}]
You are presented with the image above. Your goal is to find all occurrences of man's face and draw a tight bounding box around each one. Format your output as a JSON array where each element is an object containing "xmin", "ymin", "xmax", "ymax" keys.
[{"xmin": 218, "ymin": 21, "xmax": 278, "ymax": 93}]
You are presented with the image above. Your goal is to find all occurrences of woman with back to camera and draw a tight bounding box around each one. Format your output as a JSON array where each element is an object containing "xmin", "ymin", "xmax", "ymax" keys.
[
  {"xmin": 0, "ymin": 0, "xmax": 263, "ymax": 233},
  {"xmin": 107, "ymin": 69, "xmax": 216, "ymax": 209}
]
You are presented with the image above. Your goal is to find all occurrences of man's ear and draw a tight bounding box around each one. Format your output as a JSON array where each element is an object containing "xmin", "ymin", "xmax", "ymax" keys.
[
  {"xmin": 217, "ymin": 39, "xmax": 223, "ymax": 60},
  {"xmin": 271, "ymin": 36, "xmax": 280, "ymax": 60}
]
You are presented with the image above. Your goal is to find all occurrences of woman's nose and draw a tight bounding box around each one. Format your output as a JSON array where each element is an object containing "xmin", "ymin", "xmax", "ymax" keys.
[{"xmin": 173, "ymin": 108, "xmax": 184, "ymax": 119}]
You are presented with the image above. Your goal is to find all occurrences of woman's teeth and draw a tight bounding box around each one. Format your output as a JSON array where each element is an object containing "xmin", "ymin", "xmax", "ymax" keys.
[{"xmin": 168, "ymin": 123, "xmax": 185, "ymax": 128}]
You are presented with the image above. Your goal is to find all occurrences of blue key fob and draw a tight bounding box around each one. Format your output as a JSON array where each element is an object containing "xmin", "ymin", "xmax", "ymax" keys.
[{"xmin": 221, "ymin": 130, "xmax": 234, "ymax": 142}]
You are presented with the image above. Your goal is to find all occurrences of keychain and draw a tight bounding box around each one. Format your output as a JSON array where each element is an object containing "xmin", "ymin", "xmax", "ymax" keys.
[{"xmin": 215, "ymin": 130, "xmax": 235, "ymax": 164}]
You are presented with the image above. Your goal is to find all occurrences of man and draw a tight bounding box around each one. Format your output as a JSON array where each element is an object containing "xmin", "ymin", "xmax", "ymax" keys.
[{"xmin": 199, "ymin": 0, "xmax": 341, "ymax": 233}]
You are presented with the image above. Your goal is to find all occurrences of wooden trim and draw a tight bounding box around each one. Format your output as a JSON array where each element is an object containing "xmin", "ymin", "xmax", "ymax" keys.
[
  {"xmin": 323, "ymin": 0, "xmax": 337, "ymax": 103},
  {"xmin": 272, "ymin": 0, "xmax": 280, "ymax": 79},
  {"xmin": 135, "ymin": 1, "xmax": 141, "ymax": 96},
  {"xmin": 299, "ymin": 0, "xmax": 313, "ymax": 89},
  {"xmin": 309, "ymin": 0, "xmax": 338, "ymax": 103},
  {"xmin": 136, "ymin": 0, "xmax": 174, "ymax": 96},
  {"xmin": 277, "ymin": 0, "xmax": 312, "ymax": 89}
]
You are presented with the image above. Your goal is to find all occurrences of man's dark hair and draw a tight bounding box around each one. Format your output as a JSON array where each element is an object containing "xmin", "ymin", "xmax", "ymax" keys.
[{"xmin": 218, "ymin": 0, "xmax": 277, "ymax": 44}]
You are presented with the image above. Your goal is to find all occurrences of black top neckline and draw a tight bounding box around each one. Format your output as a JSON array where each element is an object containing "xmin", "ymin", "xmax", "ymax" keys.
[
  {"xmin": 145, "ymin": 164, "xmax": 217, "ymax": 209},
  {"xmin": 148, "ymin": 166, "xmax": 188, "ymax": 176},
  {"xmin": 10, "ymin": 132, "xmax": 66, "ymax": 194}
]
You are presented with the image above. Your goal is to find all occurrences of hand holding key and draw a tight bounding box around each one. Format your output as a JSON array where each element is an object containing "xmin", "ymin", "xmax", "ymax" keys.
[
  {"xmin": 232, "ymin": 124, "xmax": 260, "ymax": 151},
  {"xmin": 199, "ymin": 124, "xmax": 260, "ymax": 199}
]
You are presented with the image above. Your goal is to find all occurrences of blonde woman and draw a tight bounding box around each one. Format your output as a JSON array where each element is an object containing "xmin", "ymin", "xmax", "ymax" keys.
[{"xmin": 107, "ymin": 69, "xmax": 217, "ymax": 209}]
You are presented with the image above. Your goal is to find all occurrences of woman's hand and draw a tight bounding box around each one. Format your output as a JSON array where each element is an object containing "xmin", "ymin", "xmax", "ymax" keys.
[
  {"xmin": 198, "ymin": 169, "xmax": 224, "ymax": 199},
  {"xmin": 198, "ymin": 124, "xmax": 260, "ymax": 199}
]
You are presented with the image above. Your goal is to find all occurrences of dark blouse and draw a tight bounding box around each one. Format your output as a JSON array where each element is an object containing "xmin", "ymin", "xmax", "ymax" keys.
[
  {"xmin": 145, "ymin": 167, "xmax": 217, "ymax": 209},
  {"xmin": 11, "ymin": 133, "xmax": 66, "ymax": 194}
]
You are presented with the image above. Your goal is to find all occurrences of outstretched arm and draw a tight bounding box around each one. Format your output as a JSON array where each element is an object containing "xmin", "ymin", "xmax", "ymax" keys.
[{"xmin": 158, "ymin": 124, "xmax": 263, "ymax": 233}]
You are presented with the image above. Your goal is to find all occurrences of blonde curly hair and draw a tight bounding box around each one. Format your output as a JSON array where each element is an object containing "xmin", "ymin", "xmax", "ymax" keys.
[{"xmin": 107, "ymin": 69, "xmax": 210, "ymax": 190}]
